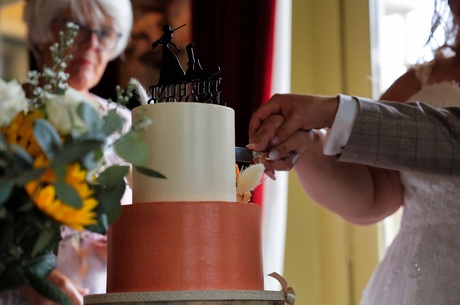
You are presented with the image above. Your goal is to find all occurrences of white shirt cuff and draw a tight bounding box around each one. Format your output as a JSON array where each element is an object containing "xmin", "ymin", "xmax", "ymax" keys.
[{"xmin": 323, "ymin": 95, "xmax": 358, "ymax": 155}]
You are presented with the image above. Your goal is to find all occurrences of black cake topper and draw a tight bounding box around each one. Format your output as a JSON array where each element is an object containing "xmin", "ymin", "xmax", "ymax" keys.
[{"xmin": 148, "ymin": 24, "xmax": 222, "ymax": 104}]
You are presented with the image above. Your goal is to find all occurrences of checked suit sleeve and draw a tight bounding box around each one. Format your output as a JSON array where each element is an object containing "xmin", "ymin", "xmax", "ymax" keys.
[{"xmin": 337, "ymin": 96, "xmax": 460, "ymax": 175}]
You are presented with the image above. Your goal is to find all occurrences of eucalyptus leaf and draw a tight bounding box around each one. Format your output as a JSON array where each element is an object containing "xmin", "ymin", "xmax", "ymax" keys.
[
  {"xmin": 95, "ymin": 165, "xmax": 129, "ymax": 186},
  {"xmin": 80, "ymin": 129, "xmax": 107, "ymax": 142},
  {"xmin": 94, "ymin": 180, "xmax": 125, "ymax": 225},
  {"xmin": 0, "ymin": 180, "xmax": 13, "ymax": 206},
  {"xmin": 25, "ymin": 251, "xmax": 56, "ymax": 277},
  {"xmin": 53, "ymin": 164, "xmax": 66, "ymax": 182},
  {"xmin": 135, "ymin": 165, "xmax": 167, "ymax": 179},
  {"xmin": 106, "ymin": 200, "xmax": 122, "ymax": 226},
  {"xmin": 77, "ymin": 102, "xmax": 102, "ymax": 131},
  {"xmin": 103, "ymin": 109, "xmax": 124, "ymax": 134},
  {"xmin": 80, "ymin": 150, "xmax": 100, "ymax": 171},
  {"xmin": 71, "ymin": 128, "xmax": 107, "ymax": 142},
  {"xmin": 114, "ymin": 130, "xmax": 149, "ymax": 166},
  {"xmin": 14, "ymin": 168, "xmax": 47, "ymax": 186},
  {"xmin": 50, "ymin": 139, "xmax": 103, "ymax": 167},
  {"xmin": 10, "ymin": 144, "xmax": 33, "ymax": 166},
  {"xmin": 33, "ymin": 119, "xmax": 62, "ymax": 159},
  {"xmin": 31, "ymin": 229, "xmax": 56, "ymax": 258},
  {"xmin": 53, "ymin": 181, "xmax": 82, "ymax": 209}
]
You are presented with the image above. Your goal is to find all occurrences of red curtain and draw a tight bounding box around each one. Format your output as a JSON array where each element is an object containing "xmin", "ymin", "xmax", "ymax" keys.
[{"xmin": 191, "ymin": 0, "xmax": 276, "ymax": 205}]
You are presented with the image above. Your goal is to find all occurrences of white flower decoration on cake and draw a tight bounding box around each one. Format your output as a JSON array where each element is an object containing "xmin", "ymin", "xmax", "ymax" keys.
[{"xmin": 236, "ymin": 163, "xmax": 265, "ymax": 203}]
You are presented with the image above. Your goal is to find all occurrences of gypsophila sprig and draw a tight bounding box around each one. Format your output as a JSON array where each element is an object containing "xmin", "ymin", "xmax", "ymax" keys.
[
  {"xmin": 0, "ymin": 24, "xmax": 164, "ymax": 305},
  {"xmin": 114, "ymin": 78, "xmax": 138, "ymax": 106},
  {"xmin": 27, "ymin": 22, "xmax": 77, "ymax": 107}
]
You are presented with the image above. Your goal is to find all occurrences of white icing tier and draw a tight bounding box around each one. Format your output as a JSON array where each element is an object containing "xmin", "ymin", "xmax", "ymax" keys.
[{"xmin": 132, "ymin": 102, "xmax": 236, "ymax": 202}]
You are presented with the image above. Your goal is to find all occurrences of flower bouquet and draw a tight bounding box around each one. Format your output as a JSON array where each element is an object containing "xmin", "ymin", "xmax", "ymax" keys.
[{"xmin": 0, "ymin": 24, "xmax": 163, "ymax": 304}]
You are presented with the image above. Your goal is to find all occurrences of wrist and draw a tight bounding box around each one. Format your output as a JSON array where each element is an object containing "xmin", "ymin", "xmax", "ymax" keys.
[
  {"xmin": 325, "ymin": 95, "xmax": 340, "ymax": 128},
  {"xmin": 322, "ymin": 94, "xmax": 358, "ymax": 155}
]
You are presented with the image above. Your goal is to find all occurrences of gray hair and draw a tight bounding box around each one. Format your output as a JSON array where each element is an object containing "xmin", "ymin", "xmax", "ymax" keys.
[{"xmin": 23, "ymin": 0, "xmax": 133, "ymax": 61}]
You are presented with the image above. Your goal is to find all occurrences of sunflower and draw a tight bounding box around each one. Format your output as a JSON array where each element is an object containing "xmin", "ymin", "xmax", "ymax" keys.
[
  {"xmin": 1, "ymin": 109, "xmax": 45, "ymax": 157},
  {"xmin": 25, "ymin": 161, "xmax": 98, "ymax": 231}
]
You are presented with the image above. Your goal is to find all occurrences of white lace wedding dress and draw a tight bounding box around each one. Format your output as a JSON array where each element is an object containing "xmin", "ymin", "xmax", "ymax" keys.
[{"xmin": 360, "ymin": 62, "xmax": 460, "ymax": 304}]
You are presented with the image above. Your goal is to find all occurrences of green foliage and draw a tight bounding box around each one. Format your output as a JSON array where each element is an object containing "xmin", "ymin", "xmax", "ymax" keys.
[
  {"xmin": 114, "ymin": 130, "xmax": 150, "ymax": 166},
  {"xmin": 135, "ymin": 165, "xmax": 167, "ymax": 179},
  {"xmin": 53, "ymin": 181, "xmax": 82, "ymax": 209},
  {"xmin": 33, "ymin": 120, "xmax": 62, "ymax": 159},
  {"xmin": 0, "ymin": 23, "xmax": 165, "ymax": 303}
]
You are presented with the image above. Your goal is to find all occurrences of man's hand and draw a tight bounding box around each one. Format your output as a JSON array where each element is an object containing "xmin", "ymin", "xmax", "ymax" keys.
[
  {"xmin": 247, "ymin": 94, "xmax": 338, "ymax": 177},
  {"xmin": 247, "ymin": 94, "xmax": 339, "ymax": 153}
]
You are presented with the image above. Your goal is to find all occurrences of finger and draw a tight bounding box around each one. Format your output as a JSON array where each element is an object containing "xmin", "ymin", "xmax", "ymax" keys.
[
  {"xmin": 91, "ymin": 240, "xmax": 108, "ymax": 259},
  {"xmin": 248, "ymin": 94, "xmax": 285, "ymax": 139},
  {"xmin": 62, "ymin": 281, "xmax": 84, "ymax": 305},
  {"xmin": 77, "ymin": 287, "xmax": 89, "ymax": 296},
  {"xmin": 247, "ymin": 114, "xmax": 284, "ymax": 152},
  {"xmin": 67, "ymin": 287, "xmax": 84, "ymax": 305},
  {"xmin": 271, "ymin": 94, "xmax": 339, "ymax": 145},
  {"xmin": 48, "ymin": 269, "xmax": 84, "ymax": 305},
  {"xmin": 268, "ymin": 130, "xmax": 319, "ymax": 161},
  {"xmin": 254, "ymin": 158, "xmax": 276, "ymax": 180},
  {"xmin": 254, "ymin": 153, "xmax": 296, "ymax": 173},
  {"xmin": 268, "ymin": 158, "xmax": 296, "ymax": 171},
  {"xmin": 271, "ymin": 113, "xmax": 309, "ymax": 147}
]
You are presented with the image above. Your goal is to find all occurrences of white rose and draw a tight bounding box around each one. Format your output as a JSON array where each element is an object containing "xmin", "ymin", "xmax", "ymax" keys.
[
  {"xmin": 0, "ymin": 79, "xmax": 28, "ymax": 127},
  {"xmin": 45, "ymin": 88, "xmax": 99, "ymax": 135}
]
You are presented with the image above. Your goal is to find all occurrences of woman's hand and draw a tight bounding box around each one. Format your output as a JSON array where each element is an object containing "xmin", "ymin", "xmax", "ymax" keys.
[
  {"xmin": 90, "ymin": 237, "xmax": 108, "ymax": 260},
  {"xmin": 21, "ymin": 269, "xmax": 86, "ymax": 305}
]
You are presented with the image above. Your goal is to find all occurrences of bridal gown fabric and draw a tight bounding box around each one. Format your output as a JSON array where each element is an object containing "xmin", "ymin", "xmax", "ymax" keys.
[{"xmin": 359, "ymin": 62, "xmax": 460, "ymax": 305}]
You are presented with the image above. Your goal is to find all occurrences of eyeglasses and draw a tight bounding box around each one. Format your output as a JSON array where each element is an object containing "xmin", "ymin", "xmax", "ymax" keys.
[{"xmin": 52, "ymin": 18, "xmax": 122, "ymax": 51}]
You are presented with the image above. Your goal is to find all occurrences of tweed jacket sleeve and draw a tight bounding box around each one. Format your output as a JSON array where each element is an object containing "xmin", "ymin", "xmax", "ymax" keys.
[{"xmin": 337, "ymin": 96, "xmax": 460, "ymax": 175}]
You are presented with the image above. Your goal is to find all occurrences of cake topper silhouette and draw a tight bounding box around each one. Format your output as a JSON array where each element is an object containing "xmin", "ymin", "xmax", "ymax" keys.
[
  {"xmin": 184, "ymin": 42, "xmax": 220, "ymax": 82},
  {"xmin": 151, "ymin": 24, "xmax": 185, "ymax": 86},
  {"xmin": 148, "ymin": 24, "xmax": 222, "ymax": 104}
]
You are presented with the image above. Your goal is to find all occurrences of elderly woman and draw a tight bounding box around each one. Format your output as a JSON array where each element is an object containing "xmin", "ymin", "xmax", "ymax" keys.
[
  {"xmin": 24, "ymin": 0, "xmax": 132, "ymax": 105},
  {"xmin": 1, "ymin": 1, "xmax": 133, "ymax": 304}
]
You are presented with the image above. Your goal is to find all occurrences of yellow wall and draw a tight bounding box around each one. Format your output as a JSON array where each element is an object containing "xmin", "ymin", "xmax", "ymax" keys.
[{"xmin": 284, "ymin": 0, "xmax": 380, "ymax": 304}]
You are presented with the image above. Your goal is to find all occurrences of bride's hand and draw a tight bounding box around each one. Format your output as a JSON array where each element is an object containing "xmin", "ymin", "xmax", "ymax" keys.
[
  {"xmin": 21, "ymin": 269, "xmax": 86, "ymax": 305},
  {"xmin": 247, "ymin": 113, "xmax": 323, "ymax": 177},
  {"xmin": 252, "ymin": 130, "xmax": 320, "ymax": 179}
]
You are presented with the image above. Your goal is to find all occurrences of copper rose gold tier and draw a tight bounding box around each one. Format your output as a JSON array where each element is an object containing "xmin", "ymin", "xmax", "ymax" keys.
[{"xmin": 107, "ymin": 202, "xmax": 264, "ymax": 292}]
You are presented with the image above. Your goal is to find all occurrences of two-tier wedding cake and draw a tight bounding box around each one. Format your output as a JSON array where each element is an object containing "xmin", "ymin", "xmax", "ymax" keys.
[
  {"xmin": 106, "ymin": 102, "xmax": 264, "ymax": 292},
  {"xmin": 85, "ymin": 24, "xmax": 290, "ymax": 305},
  {"xmin": 106, "ymin": 28, "xmax": 264, "ymax": 293}
]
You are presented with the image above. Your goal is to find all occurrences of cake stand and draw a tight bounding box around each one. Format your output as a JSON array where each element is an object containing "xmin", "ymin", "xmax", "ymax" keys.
[{"xmin": 84, "ymin": 290, "xmax": 287, "ymax": 305}]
